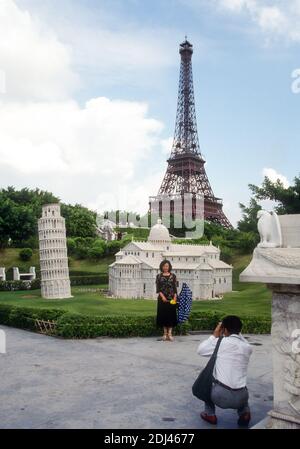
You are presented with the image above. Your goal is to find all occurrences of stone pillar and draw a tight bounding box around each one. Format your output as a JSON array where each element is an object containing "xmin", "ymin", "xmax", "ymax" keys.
[
  {"xmin": 0, "ymin": 268, "xmax": 6, "ymax": 281},
  {"xmin": 240, "ymin": 212, "xmax": 300, "ymax": 429},
  {"xmin": 266, "ymin": 284, "xmax": 300, "ymax": 428},
  {"xmin": 13, "ymin": 267, "xmax": 20, "ymax": 281}
]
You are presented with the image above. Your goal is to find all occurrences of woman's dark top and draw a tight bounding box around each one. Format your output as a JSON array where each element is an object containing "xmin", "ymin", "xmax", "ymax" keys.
[{"xmin": 156, "ymin": 272, "xmax": 178, "ymax": 328}]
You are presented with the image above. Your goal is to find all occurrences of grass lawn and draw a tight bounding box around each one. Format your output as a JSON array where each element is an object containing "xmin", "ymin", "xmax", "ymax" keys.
[
  {"xmin": 0, "ymin": 284, "xmax": 271, "ymax": 317},
  {"xmin": 0, "ymin": 250, "xmax": 271, "ymax": 318}
]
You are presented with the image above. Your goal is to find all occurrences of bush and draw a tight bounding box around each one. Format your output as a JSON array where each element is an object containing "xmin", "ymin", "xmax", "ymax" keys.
[
  {"xmin": 70, "ymin": 275, "xmax": 108, "ymax": 286},
  {"xmin": 0, "ymin": 304, "xmax": 65, "ymax": 331},
  {"xmin": 220, "ymin": 246, "xmax": 234, "ymax": 264},
  {"xmin": 0, "ymin": 279, "xmax": 41, "ymax": 291},
  {"xmin": 0, "ymin": 275, "xmax": 107, "ymax": 291},
  {"xmin": 105, "ymin": 240, "xmax": 122, "ymax": 256},
  {"xmin": 56, "ymin": 313, "xmax": 190, "ymax": 339},
  {"xmin": 188, "ymin": 311, "xmax": 271, "ymax": 334},
  {"xmin": 19, "ymin": 248, "xmax": 33, "ymax": 261},
  {"xmin": 67, "ymin": 238, "xmax": 76, "ymax": 256},
  {"xmin": 17, "ymin": 237, "xmax": 39, "ymax": 249},
  {"xmin": 87, "ymin": 240, "xmax": 106, "ymax": 260},
  {"xmin": 0, "ymin": 304, "xmax": 271, "ymax": 338}
]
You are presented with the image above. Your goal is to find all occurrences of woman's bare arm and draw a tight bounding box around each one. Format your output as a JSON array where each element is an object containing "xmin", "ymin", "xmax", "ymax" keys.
[{"xmin": 159, "ymin": 292, "xmax": 168, "ymax": 302}]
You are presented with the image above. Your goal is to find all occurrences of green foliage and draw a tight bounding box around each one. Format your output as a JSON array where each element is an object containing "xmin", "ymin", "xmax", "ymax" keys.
[
  {"xmin": 87, "ymin": 246, "xmax": 105, "ymax": 260},
  {"xmin": 66, "ymin": 237, "xmax": 121, "ymax": 260},
  {"xmin": 117, "ymin": 227, "xmax": 149, "ymax": 240},
  {"xmin": 235, "ymin": 232, "xmax": 259, "ymax": 254},
  {"xmin": 19, "ymin": 248, "xmax": 33, "ymax": 261},
  {"xmin": 105, "ymin": 240, "xmax": 122, "ymax": 255},
  {"xmin": 219, "ymin": 246, "xmax": 234, "ymax": 264},
  {"xmin": 56, "ymin": 312, "xmax": 191, "ymax": 339},
  {"xmin": 0, "ymin": 302, "xmax": 270, "ymax": 338},
  {"xmin": 0, "ymin": 187, "xmax": 99, "ymax": 248},
  {"xmin": 0, "ymin": 187, "xmax": 58, "ymax": 247},
  {"xmin": 0, "ymin": 279, "xmax": 41, "ymax": 291},
  {"xmin": 0, "ymin": 304, "xmax": 64, "ymax": 331},
  {"xmin": 238, "ymin": 198, "xmax": 262, "ymax": 233},
  {"xmin": 70, "ymin": 275, "xmax": 108, "ymax": 286},
  {"xmin": 61, "ymin": 204, "xmax": 97, "ymax": 238},
  {"xmin": 249, "ymin": 175, "xmax": 300, "ymax": 215},
  {"xmin": 0, "ymin": 276, "xmax": 108, "ymax": 291},
  {"xmin": 67, "ymin": 238, "xmax": 77, "ymax": 255},
  {"xmin": 188, "ymin": 311, "xmax": 270, "ymax": 334}
]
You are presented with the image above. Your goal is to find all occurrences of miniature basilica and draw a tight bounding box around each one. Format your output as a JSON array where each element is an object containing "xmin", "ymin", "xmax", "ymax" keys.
[{"xmin": 109, "ymin": 220, "xmax": 232, "ymax": 300}]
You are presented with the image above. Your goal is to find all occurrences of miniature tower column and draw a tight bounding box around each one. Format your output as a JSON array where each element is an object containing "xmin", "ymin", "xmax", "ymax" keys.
[{"xmin": 38, "ymin": 203, "xmax": 72, "ymax": 299}]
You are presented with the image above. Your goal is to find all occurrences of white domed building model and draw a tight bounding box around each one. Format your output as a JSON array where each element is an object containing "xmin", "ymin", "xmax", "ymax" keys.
[
  {"xmin": 38, "ymin": 204, "xmax": 72, "ymax": 299},
  {"xmin": 109, "ymin": 219, "xmax": 232, "ymax": 300}
]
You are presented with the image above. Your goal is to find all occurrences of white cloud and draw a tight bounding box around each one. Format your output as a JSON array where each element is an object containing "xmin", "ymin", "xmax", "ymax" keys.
[
  {"xmin": 0, "ymin": 98, "xmax": 163, "ymax": 177},
  {"xmin": 15, "ymin": 0, "xmax": 178, "ymax": 84},
  {"xmin": 262, "ymin": 168, "xmax": 290, "ymax": 187},
  {"xmin": 0, "ymin": 0, "xmax": 78, "ymax": 101},
  {"xmin": 214, "ymin": 0, "xmax": 300, "ymax": 44},
  {"xmin": 0, "ymin": 1, "xmax": 167, "ymax": 215}
]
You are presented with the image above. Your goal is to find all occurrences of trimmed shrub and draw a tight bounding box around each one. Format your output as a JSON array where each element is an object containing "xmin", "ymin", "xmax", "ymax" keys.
[
  {"xmin": 0, "ymin": 304, "xmax": 65, "ymax": 331},
  {"xmin": 55, "ymin": 313, "xmax": 190, "ymax": 339},
  {"xmin": 0, "ymin": 279, "xmax": 41, "ymax": 291},
  {"xmin": 0, "ymin": 303, "xmax": 271, "ymax": 338},
  {"xmin": 0, "ymin": 275, "xmax": 107, "ymax": 291},
  {"xmin": 188, "ymin": 311, "xmax": 271, "ymax": 334},
  {"xmin": 19, "ymin": 248, "xmax": 33, "ymax": 261},
  {"xmin": 70, "ymin": 275, "xmax": 108, "ymax": 286}
]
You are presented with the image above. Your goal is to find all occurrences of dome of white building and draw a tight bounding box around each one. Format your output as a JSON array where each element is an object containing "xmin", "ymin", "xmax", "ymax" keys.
[{"xmin": 148, "ymin": 219, "xmax": 171, "ymax": 243}]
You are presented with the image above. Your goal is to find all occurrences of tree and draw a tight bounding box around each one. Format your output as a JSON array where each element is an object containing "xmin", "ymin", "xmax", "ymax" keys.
[
  {"xmin": 0, "ymin": 198, "xmax": 36, "ymax": 247},
  {"xmin": 0, "ymin": 187, "xmax": 98, "ymax": 247},
  {"xmin": 61, "ymin": 204, "xmax": 97, "ymax": 238},
  {"xmin": 249, "ymin": 175, "xmax": 300, "ymax": 214},
  {"xmin": 0, "ymin": 187, "xmax": 59, "ymax": 247},
  {"xmin": 238, "ymin": 198, "xmax": 262, "ymax": 233}
]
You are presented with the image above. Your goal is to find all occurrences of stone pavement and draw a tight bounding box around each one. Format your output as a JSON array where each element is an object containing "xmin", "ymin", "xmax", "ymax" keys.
[{"xmin": 0, "ymin": 326, "xmax": 273, "ymax": 429}]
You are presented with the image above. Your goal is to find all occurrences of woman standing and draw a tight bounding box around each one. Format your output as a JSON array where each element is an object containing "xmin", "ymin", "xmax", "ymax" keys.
[{"xmin": 156, "ymin": 260, "xmax": 178, "ymax": 341}]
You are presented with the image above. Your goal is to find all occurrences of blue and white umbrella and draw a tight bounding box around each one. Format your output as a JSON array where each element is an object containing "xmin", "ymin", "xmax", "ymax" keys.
[{"xmin": 177, "ymin": 283, "xmax": 193, "ymax": 324}]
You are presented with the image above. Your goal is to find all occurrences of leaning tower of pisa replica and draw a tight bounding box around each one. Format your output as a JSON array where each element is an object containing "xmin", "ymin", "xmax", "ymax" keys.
[{"xmin": 38, "ymin": 203, "xmax": 72, "ymax": 299}]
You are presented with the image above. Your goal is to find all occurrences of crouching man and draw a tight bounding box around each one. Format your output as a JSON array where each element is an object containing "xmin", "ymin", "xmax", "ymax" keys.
[{"xmin": 197, "ymin": 315, "xmax": 253, "ymax": 427}]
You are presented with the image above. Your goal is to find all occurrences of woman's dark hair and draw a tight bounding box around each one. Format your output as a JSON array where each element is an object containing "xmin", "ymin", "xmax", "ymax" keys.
[
  {"xmin": 222, "ymin": 315, "xmax": 243, "ymax": 334},
  {"xmin": 159, "ymin": 259, "xmax": 172, "ymax": 272}
]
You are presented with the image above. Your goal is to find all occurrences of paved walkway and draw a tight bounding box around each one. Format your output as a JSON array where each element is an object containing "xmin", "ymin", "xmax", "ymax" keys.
[{"xmin": 0, "ymin": 326, "xmax": 273, "ymax": 429}]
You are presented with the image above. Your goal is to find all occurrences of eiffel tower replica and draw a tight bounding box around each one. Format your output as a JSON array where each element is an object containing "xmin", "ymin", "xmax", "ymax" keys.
[{"xmin": 149, "ymin": 38, "xmax": 232, "ymax": 229}]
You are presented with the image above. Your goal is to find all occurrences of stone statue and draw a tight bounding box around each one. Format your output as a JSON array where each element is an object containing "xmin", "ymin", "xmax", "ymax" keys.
[{"xmin": 257, "ymin": 210, "xmax": 283, "ymax": 248}]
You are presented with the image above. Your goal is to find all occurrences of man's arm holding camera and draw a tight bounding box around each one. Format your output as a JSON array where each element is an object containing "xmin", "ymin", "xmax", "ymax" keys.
[{"xmin": 197, "ymin": 322, "xmax": 223, "ymax": 356}]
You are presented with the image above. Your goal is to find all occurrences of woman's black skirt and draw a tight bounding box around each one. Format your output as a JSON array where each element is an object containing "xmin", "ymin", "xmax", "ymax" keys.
[{"xmin": 156, "ymin": 297, "xmax": 178, "ymax": 328}]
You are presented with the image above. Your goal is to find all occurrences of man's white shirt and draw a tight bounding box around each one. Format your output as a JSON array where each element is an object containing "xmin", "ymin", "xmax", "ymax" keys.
[{"xmin": 197, "ymin": 334, "xmax": 253, "ymax": 389}]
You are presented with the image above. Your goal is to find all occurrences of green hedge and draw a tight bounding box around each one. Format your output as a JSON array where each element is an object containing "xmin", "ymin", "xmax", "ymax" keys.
[
  {"xmin": 189, "ymin": 312, "xmax": 271, "ymax": 334},
  {"xmin": 55, "ymin": 313, "xmax": 190, "ymax": 339},
  {"xmin": 0, "ymin": 304, "xmax": 271, "ymax": 338},
  {"xmin": 0, "ymin": 275, "xmax": 108, "ymax": 291},
  {"xmin": 0, "ymin": 279, "xmax": 41, "ymax": 291},
  {"xmin": 0, "ymin": 304, "xmax": 65, "ymax": 331},
  {"xmin": 69, "ymin": 275, "xmax": 108, "ymax": 286}
]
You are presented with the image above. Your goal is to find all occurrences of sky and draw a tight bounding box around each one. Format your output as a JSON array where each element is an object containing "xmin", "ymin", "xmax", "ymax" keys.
[{"xmin": 0, "ymin": 0, "xmax": 300, "ymax": 226}]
